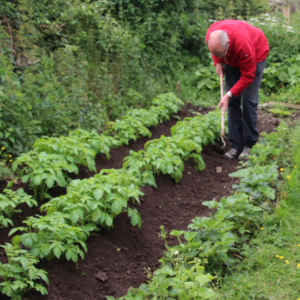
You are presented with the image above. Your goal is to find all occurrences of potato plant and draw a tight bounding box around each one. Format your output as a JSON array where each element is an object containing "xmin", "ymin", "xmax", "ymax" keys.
[
  {"xmin": 0, "ymin": 243, "xmax": 49, "ymax": 300},
  {"xmin": 33, "ymin": 136, "xmax": 97, "ymax": 172},
  {"xmin": 0, "ymin": 189, "xmax": 37, "ymax": 227},
  {"xmin": 170, "ymin": 110, "xmax": 224, "ymax": 146},
  {"xmin": 41, "ymin": 169, "xmax": 144, "ymax": 228},
  {"xmin": 123, "ymin": 111, "xmax": 223, "ymax": 183},
  {"xmin": 150, "ymin": 92, "xmax": 184, "ymax": 122},
  {"xmin": 68, "ymin": 129, "xmax": 120, "ymax": 158},
  {"xmin": 12, "ymin": 151, "xmax": 78, "ymax": 200},
  {"xmin": 123, "ymin": 137, "xmax": 185, "ymax": 183},
  {"xmin": 9, "ymin": 212, "xmax": 90, "ymax": 262},
  {"xmin": 107, "ymin": 262, "xmax": 217, "ymax": 300},
  {"xmin": 123, "ymin": 108, "xmax": 159, "ymax": 127},
  {"xmin": 104, "ymin": 117, "xmax": 152, "ymax": 145}
]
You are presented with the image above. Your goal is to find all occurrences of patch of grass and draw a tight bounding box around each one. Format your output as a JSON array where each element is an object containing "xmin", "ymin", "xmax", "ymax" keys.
[{"xmin": 216, "ymin": 124, "xmax": 300, "ymax": 299}]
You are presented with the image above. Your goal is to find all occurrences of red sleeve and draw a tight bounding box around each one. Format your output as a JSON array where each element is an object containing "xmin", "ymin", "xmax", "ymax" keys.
[{"xmin": 230, "ymin": 41, "xmax": 256, "ymax": 97}]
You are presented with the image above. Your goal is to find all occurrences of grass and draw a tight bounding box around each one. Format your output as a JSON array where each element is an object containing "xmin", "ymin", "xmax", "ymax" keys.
[{"xmin": 216, "ymin": 124, "xmax": 300, "ymax": 300}]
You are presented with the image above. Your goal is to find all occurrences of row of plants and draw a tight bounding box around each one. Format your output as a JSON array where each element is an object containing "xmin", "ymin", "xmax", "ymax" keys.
[
  {"xmin": 9, "ymin": 93, "xmax": 183, "ymax": 202},
  {"xmin": 0, "ymin": 107, "xmax": 224, "ymax": 299},
  {"xmin": 123, "ymin": 110, "xmax": 222, "ymax": 182},
  {"xmin": 107, "ymin": 122, "xmax": 289, "ymax": 299}
]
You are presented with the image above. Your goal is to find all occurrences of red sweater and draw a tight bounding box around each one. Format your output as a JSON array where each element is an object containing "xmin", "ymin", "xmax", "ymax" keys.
[{"xmin": 205, "ymin": 20, "xmax": 269, "ymax": 96}]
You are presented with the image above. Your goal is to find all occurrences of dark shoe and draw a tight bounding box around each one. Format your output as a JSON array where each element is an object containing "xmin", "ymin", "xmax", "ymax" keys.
[
  {"xmin": 223, "ymin": 148, "xmax": 239, "ymax": 159},
  {"xmin": 238, "ymin": 147, "xmax": 251, "ymax": 160}
]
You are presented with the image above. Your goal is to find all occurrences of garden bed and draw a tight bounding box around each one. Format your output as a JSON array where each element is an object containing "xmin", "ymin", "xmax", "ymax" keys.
[{"xmin": 0, "ymin": 105, "xmax": 281, "ymax": 300}]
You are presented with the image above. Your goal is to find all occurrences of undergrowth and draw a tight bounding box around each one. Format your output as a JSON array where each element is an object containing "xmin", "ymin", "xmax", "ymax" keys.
[{"xmin": 216, "ymin": 123, "xmax": 300, "ymax": 299}]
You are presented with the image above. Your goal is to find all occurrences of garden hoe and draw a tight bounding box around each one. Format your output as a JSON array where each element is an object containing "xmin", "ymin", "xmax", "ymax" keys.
[{"xmin": 220, "ymin": 74, "xmax": 226, "ymax": 149}]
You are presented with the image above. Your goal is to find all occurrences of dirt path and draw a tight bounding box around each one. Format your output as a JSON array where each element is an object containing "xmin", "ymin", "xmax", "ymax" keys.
[{"xmin": 0, "ymin": 105, "xmax": 280, "ymax": 300}]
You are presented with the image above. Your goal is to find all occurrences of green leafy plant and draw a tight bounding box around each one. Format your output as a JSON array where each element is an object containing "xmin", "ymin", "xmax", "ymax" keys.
[
  {"xmin": 0, "ymin": 189, "xmax": 37, "ymax": 227},
  {"xmin": 12, "ymin": 151, "xmax": 79, "ymax": 200},
  {"xmin": 124, "ymin": 110, "xmax": 223, "ymax": 183},
  {"xmin": 124, "ymin": 108, "xmax": 159, "ymax": 127},
  {"xmin": 68, "ymin": 129, "xmax": 120, "ymax": 158},
  {"xmin": 150, "ymin": 93, "xmax": 184, "ymax": 122},
  {"xmin": 268, "ymin": 107, "xmax": 292, "ymax": 117},
  {"xmin": 229, "ymin": 164, "xmax": 279, "ymax": 210},
  {"xmin": 41, "ymin": 169, "xmax": 143, "ymax": 229},
  {"xmin": 105, "ymin": 117, "xmax": 152, "ymax": 145},
  {"xmin": 0, "ymin": 243, "xmax": 49, "ymax": 299},
  {"xmin": 123, "ymin": 136, "xmax": 186, "ymax": 183},
  {"xmin": 0, "ymin": 160, "xmax": 13, "ymax": 182},
  {"xmin": 247, "ymin": 122, "xmax": 289, "ymax": 167},
  {"xmin": 170, "ymin": 110, "xmax": 224, "ymax": 147},
  {"xmin": 33, "ymin": 136, "xmax": 97, "ymax": 172},
  {"xmin": 9, "ymin": 212, "xmax": 90, "ymax": 262},
  {"xmin": 202, "ymin": 193, "xmax": 262, "ymax": 240},
  {"xmin": 107, "ymin": 261, "xmax": 217, "ymax": 300}
]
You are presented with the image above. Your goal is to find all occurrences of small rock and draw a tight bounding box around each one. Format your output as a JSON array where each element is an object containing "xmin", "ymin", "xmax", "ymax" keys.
[{"xmin": 95, "ymin": 271, "xmax": 108, "ymax": 282}]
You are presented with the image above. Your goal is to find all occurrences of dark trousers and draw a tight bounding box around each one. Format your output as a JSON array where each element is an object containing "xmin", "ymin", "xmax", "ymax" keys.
[{"xmin": 225, "ymin": 61, "xmax": 266, "ymax": 153}]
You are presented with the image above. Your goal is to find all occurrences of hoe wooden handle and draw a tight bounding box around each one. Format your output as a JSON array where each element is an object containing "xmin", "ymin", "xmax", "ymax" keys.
[
  {"xmin": 220, "ymin": 75, "xmax": 225, "ymax": 137},
  {"xmin": 220, "ymin": 75, "xmax": 226, "ymax": 149}
]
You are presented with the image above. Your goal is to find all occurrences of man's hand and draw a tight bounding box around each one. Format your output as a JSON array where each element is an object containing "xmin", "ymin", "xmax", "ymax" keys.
[
  {"xmin": 216, "ymin": 63, "xmax": 224, "ymax": 76},
  {"xmin": 219, "ymin": 93, "xmax": 230, "ymax": 113}
]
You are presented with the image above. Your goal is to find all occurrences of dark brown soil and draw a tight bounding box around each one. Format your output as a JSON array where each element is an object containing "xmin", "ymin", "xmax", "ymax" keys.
[{"xmin": 0, "ymin": 105, "xmax": 281, "ymax": 300}]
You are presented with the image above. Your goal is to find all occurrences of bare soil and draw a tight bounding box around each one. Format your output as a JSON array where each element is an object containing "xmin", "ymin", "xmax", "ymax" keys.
[{"xmin": 0, "ymin": 105, "xmax": 282, "ymax": 300}]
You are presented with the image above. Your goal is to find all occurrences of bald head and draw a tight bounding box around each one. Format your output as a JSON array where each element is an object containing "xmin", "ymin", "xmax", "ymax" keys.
[{"xmin": 208, "ymin": 30, "xmax": 229, "ymax": 56}]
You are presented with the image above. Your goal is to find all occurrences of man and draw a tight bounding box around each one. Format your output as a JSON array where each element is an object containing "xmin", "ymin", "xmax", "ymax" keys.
[{"xmin": 205, "ymin": 20, "xmax": 269, "ymax": 159}]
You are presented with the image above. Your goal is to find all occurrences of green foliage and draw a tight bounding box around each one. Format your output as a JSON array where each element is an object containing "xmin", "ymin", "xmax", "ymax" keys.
[
  {"xmin": 0, "ymin": 189, "xmax": 37, "ymax": 227},
  {"xmin": 0, "ymin": 243, "xmax": 49, "ymax": 299},
  {"xmin": 0, "ymin": 0, "xmax": 271, "ymax": 156},
  {"xmin": 124, "ymin": 110, "xmax": 222, "ymax": 183},
  {"xmin": 170, "ymin": 110, "xmax": 224, "ymax": 146},
  {"xmin": 132, "ymin": 136, "xmax": 187, "ymax": 183},
  {"xmin": 9, "ymin": 212, "xmax": 89, "ymax": 262},
  {"xmin": 248, "ymin": 122, "xmax": 289, "ymax": 166},
  {"xmin": 0, "ymin": 55, "xmax": 43, "ymax": 156},
  {"xmin": 105, "ymin": 118, "xmax": 152, "ymax": 146},
  {"xmin": 250, "ymin": 13, "xmax": 300, "ymax": 65},
  {"xmin": 108, "ymin": 262, "xmax": 217, "ymax": 300},
  {"xmin": 230, "ymin": 164, "xmax": 278, "ymax": 210},
  {"xmin": 203, "ymin": 193, "xmax": 262, "ymax": 239},
  {"xmin": 68, "ymin": 129, "xmax": 120, "ymax": 158},
  {"xmin": 216, "ymin": 114, "xmax": 300, "ymax": 300},
  {"xmin": 33, "ymin": 136, "xmax": 97, "ymax": 172},
  {"xmin": 0, "ymin": 160, "xmax": 13, "ymax": 182},
  {"xmin": 12, "ymin": 151, "xmax": 79, "ymax": 200},
  {"xmin": 41, "ymin": 169, "xmax": 144, "ymax": 229},
  {"xmin": 150, "ymin": 93, "xmax": 184, "ymax": 122},
  {"xmin": 268, "ymin": 107, "xmax": 292, "ymax": 117},
  {"xmin": 261, "ymin": 54, "xmax": 300, "ymax": 95},
  {"xmin": 8, "ymin": 93, "xmax": 181, "ymax": 203},
  {"xmin": 116, "ymin": 110, "xmax": 287, "ymax": 299},
  {"xmin": 197, "ymin": 0, "xmax": 268, "ymax": 20}
]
